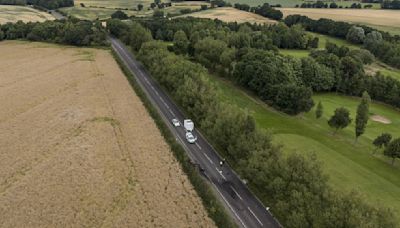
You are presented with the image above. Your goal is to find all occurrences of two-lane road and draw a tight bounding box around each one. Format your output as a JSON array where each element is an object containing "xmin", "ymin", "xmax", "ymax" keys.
[{"xmin": 111, "ymin": 37, "xmax": 281, "ymax": 228}]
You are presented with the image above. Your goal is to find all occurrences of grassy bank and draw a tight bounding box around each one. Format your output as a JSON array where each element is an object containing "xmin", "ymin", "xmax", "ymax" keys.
[{"xmin": 207, "ymin": 74, "xmax": 400, "ymax": 222}]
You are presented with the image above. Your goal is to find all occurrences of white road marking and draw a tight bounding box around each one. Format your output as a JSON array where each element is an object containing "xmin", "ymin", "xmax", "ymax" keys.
[
  {"xmin": 208, "ymin": 177, "xmax": 248, "ymax": 228},
  {"xmin": 195, "ymin": 142, "xmax": 202, "ymax": 150},
  {"xmin": 230, "ymin": 186, "xmax": 243, "ymax": 201},
  {"xmin": 248, "ymin": 207, "xmax": 263, "ymax": 226},
  {"xmin": 216, "ymin": 167, "xmax": 227, "ymax": 180},
  {"xmin": 204, "ymin": 153, "xmax": 214, "ymax": 164}
]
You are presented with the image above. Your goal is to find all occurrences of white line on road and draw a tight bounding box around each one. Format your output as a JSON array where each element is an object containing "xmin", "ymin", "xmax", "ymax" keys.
[
  {"xmin": 195, "ymin": 142, "xmax": 202, "ymax": 150},
  {"xmin": 248, "ymin": 207, "xmax": 263, "ymax": 226},
  {"xmin": 216, "ymin": 167, "xmax": 227, "ymax": 180},
  {"xmin": 204, "ymin": 153, "xmax": 214, "ymax": 164},
  {"xmin": 230, "ymin": 186, "xmax": 243, "ymax": 201},
  {"xmin": 208, "ymin": 176, "xmax": 248, "ymax": 228}
]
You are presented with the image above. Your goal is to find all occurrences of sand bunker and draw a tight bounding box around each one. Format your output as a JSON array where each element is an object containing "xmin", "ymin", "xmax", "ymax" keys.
[{"xmin": 370, "ymin": 115, "xmax": 392, "ymax": 124}]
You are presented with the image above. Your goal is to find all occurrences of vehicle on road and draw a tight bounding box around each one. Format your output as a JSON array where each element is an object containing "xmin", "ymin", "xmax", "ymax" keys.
[
  {"xmin": 172, "ymin": 118, "xmax": 180, "ymax": 127},
  {"xmin": 184, "ymin": 119, "xmax": 194, "ymax": 132},
  {"xmin": 186, "ymin": 132, "xmax": 197, "ymax": 143}
]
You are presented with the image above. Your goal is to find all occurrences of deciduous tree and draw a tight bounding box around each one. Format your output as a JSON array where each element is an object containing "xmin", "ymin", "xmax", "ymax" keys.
[{"xmin": 328, "ymin": 107, "xmax": 352, "ymax": 134}]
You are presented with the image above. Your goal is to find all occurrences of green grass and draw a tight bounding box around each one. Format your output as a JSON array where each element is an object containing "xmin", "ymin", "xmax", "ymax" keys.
[
  {"xmin": 206, "ymin": 74, "xmax": 400, "ymax": 222},
  {"xmin": 280, "ymin": 32, "xmax": 359, "ymax": 58},
  {"xmin": 279, "ymin": 49, "xmax": 310, "ymax": 58},
  {"xmin": 59, "ymin": 6, "xmax": 151, "ymax": 20}
]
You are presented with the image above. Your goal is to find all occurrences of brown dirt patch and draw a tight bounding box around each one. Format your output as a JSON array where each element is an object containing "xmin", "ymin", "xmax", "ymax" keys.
[
  {"xmin": 0, "ymin": 41, "xmax": 215, "ymax": 228},
  {"xmin": 371, "ymin": 114, "xmax": 392, "ymax": 124},
  {"xmin": 178, "ymin": 7, "xmax": 278, "ymax": 24},
  {"xmin": 280, "ymin": 8, "xmax": 400, "ymax": 30}
]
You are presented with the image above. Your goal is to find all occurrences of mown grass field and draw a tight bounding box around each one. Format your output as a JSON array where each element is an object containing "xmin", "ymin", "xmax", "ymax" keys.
[
  {"xmin": 177, "ymin": 7, "xmax": 278, "ymax": 24},
  {"xmin": 0, "ymin": 5, "xmax": 55, "ymax": 24},
  {"xmin": 207, "ymin": 74, "xmax": 400, "ymax": 222}
]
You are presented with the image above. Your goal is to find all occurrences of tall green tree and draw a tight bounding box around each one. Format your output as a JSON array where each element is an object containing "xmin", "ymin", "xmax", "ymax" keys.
[
  {"xmin": 355, "ymin": 91, "xmax": 370, "ymax": 142},
  {"xmin": 384, "ymin": 138, "xmax": 400, "ymax": 165},
  {"xmin": 372, "ymin": 133, "xmax": 392, "ymax": 154},
  {"xmin": 315, "ymin": 101, "xmax": 323, "ymax": 119},
  {"xmin": 328, "ymin": 107, "xmax": 352, "ymax": 134},
  {"xmin": 128, "ymin": 22, "xmax": 153, "ymax": 51},
  {"xmin": 194, "ymin": 37, "xmax": 227, "ymax": 70},
  {"xmin": 173, "ymin": 30, "xmax": 189, "ymax": 55}
]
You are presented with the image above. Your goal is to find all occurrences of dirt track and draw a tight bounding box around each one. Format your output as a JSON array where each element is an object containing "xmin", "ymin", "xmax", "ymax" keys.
[{"xmin": 0, "ymin": 41, "xmax": 214, "ymax": 228}]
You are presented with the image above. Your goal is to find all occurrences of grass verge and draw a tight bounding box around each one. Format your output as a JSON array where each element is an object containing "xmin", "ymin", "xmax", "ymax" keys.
[{"xmin": 110, "ymin": 49, "xmax": 237, "ymax": 228}]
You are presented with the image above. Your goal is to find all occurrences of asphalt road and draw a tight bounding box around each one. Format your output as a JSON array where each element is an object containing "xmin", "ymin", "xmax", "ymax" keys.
[{"xmin": 111, "ymin": 37, "xmax": 281, "ymax": 228}]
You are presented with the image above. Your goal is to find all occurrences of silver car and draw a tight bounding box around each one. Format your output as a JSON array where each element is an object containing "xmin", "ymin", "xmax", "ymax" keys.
[
  {"xmin": 172, "ymin": 118, "xmax": 180, "ymax": 127},
  {"xmin": 186, "ymin": 132, "xmax": 197, "ymax": 144}
]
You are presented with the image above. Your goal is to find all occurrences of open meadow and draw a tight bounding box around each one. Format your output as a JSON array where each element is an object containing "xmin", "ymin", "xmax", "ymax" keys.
[
  {"xmin": 0, "ymin": 5, "xmax": 55, "ymax": 24},
  {"xmin": 0, "ymin": 41, "xmax": 214, "ymax": 227},
  {"xmin": 178, "ymin": 7, "xmax": 278, "ymax": 24},
  {"xmin": 207, "ymin": 74, "xmax": 400, "ymax": 222},
  {"xmin": 74, "ymin": 0, "xmax": 155, "ymax": 9},
  {"xmin": 280, "ymin": 8, "xmax": 400, "ymax": 35},
  {"xmin": 59, "ymin": 6, "xmax": 150, "ymax": 20}
]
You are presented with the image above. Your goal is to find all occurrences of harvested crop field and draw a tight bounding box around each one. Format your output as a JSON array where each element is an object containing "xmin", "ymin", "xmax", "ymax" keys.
[
  {"xmin": 0, "ymin": 41, "xmax": 214, "ymax": 227},
  {"xmin": 280, "ymin": 8, "xmax": 400, "ymax": 35},
  {"xmin": 178, "ymin": 7, "xmax": 278, "ymax": 24},
  {"xmin": 0, "ymin": 5, "xmax": 55, "ymax": 24}
]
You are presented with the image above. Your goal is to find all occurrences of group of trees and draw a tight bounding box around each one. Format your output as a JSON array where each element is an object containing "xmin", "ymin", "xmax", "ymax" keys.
[
  {"xmin": 309, "ymin": 42, "xmax": 400, "ymax": 110},
  {"xmin": 0, "ymin": 0, "xmax": 73, "ymax": 9},
  {"xmin": 126, "ymin": 18, "xmax": 323, "ymax": 114},
  {"xmin": 381, "ymin": 0, "xmax": 400, "ymax": 9},
  {"xmin": 284, "ymin": 14, "xmax": 400, "ymax": 69},
  {"xmin": 110, "ymin": 19, "xmax": 397, "ymax": 227},
  {"xmin": 322, "ymin": 92, "xmax": 370, "ymax": 142},
  {"xmin": 0, "ymin": 19, "xmax": 107, "ymax": 46},
  {"xmin": 373, "ymin": 133, "xmax": 400, "ymax": 165},
  {"xmin": 233, "ymin": 3, "xmax": 283, "ymax": 20}
]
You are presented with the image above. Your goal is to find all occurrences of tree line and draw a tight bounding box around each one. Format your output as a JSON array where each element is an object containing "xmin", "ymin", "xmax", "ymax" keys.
[
  {"xmin": 0, "ymin": 0, "xmax": 74, "ymax": 9},
  {"xmin": 107, "ymin": 19, "xmax": 397, "ymax": 227},
  {"xmin": 233, "ymin": 3, "xmax": 283, "ymax": 20},
  {"xmin": 284, "ymin": 14, "xmax": 400, "ymax": 69},
  {"xmin": 381, "ymin": 0, "xmax": 400, "ymax": 9},
  {"xmin": 0, "ymin": 19, "xmax": 107, "ymax": 46},
  {"xmin": 109, "ymin": 17, "xmax": 321, "ymax": 114}
]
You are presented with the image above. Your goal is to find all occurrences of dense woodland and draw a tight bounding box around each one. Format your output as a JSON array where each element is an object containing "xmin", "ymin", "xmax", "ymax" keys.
[
  {"xmin": 0, "ymin": 19, "xmax": 106, "ymax": 46},
  {"xmin": 107, "ymin": 18, "xmax": 397, "ymax": 228},
  {"xmin": 113, "ymin": 17, "xmax": 400, "ymax": 114},
  {"xmin": 284, "ymin": 14, "xmax": 400, "ymax": 69},
  {"xmin": 0, "ymin": 0, "xmax": 74, "ymax": 9}
]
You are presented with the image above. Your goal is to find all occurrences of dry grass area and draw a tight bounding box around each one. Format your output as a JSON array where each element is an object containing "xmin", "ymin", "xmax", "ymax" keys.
[
  {"xmin": 0, "ymin": 41, "xmax": 215, "ymax": 228},
  {"xmin": 178, "ymin": 7, "xmax": 278, "ymax": 24},
  {"xmin": 0, "ymin": 5, "xmax": 55, "ymax": 24},
  {"xmin": 280, "ymin": 8, "xmax": 400, "ymax": 33}
]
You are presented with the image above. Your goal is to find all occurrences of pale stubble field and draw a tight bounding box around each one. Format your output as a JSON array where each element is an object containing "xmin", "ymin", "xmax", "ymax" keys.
[{"xmin": 0, "ymin": 41, "xmax": 214, "ymax": 228}]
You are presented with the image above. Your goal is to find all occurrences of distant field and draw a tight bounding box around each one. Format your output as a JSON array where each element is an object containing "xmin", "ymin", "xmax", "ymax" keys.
[
  {"xmin": 163, "ymin": 1, "xmax": 210, "ymax": 16},
  {"xmin": 0, "ymin": 41, "xmax": 214, "ymax": 227},
  {"xmin": 59, "ymin": 6, "xmax": 150, "ymax": 20},
  {"xmin": 75, "ymin": 0, "xmax": 155, "ymax": 9},
  {"xmin": 178, "ymin": 7, "xmax": 278, "ymax": 24},
  {"xmin": 0, "ymin": 5, "xmax": 55, "ymax": 24},
  {"xmin": 208, "ymin": 74, "xmax": 400, "ymax": 223},
  {"xmin": 280, "ymin": 8, "xmax": 400, "ymax": 35},
  {"xmin": 227, "ymin": 0, "xmax": 302, "ymax": 7}
]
